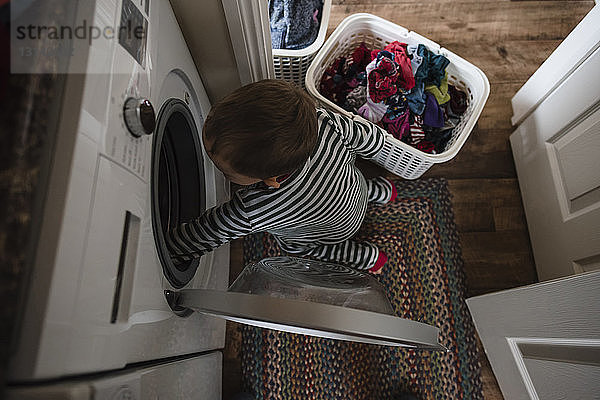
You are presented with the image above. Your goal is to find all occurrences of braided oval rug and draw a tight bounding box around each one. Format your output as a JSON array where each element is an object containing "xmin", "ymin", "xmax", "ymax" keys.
[{"xmin": 239, "ymin": 178, "xmax": 483, "ymax": 400}]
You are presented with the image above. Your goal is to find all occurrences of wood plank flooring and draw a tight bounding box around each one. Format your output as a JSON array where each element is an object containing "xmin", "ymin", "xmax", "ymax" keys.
[{"xmin": 223, "ymin": 1, "xmax": 595, "ymax": 399}]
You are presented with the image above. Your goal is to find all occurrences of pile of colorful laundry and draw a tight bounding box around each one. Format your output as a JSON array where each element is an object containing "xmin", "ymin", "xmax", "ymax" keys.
[{"xmin": 319, "ymin": 42, "xmax": 468, "ymax": 154}]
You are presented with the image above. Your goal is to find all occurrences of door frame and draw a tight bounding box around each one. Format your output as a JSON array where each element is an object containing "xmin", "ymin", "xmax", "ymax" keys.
[{"xmin": 221, "ymin": 0, "xmax": 275, "ymax": 85}]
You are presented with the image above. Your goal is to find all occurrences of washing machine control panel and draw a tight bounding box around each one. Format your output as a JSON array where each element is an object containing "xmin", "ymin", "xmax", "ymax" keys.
[
  {"xmin": 101, "ymin": 0, "xmax": 152, "ymax": 182},
  {"xmin": 119, "ymin": 0, "xmax": 148, "ymax": 68},
  {"xmin": 123, "ymin": 97, "xmax": 155, "ymax": 137}
]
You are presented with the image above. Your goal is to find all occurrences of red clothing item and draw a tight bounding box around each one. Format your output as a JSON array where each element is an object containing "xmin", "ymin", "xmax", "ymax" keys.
[
  {"xmin": 351, "ymin": 42, "xmax": 371, "ymax": 71},
  {"xmin": 386, "ymin": 177, "xmax": 398, "ymax": 202},
  {"xmin": 369, "ymin": 251, "xmax": 388, "ymax": 273},
  {"xmin": 367, "ymin": 56, "xmax": 398, "ymax": 103},
  {"xmin": 381, "ymin": 110, "xmax": 410, "ymax": 140},
  {"xmin": 384, "ymin": 41, "xmax": 415, "ymax": 91},
  {"xmin": 416, "ymin": 140, "xmax": 436, "ymax": 154},
  {"xmin": 319, "ymin": 56, "xmax": 348, "ymax": 105}
]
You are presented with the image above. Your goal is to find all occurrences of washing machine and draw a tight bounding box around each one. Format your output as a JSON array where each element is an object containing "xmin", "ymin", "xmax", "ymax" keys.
[{"xmin": 8, "ymin": 0, "xmax": 228, "ymax": 397}]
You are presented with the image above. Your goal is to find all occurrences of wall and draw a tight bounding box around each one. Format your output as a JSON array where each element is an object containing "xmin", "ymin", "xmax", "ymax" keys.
[{"xmin": 169, "ymin": 0, "xmax": 242, "ymax": 103}]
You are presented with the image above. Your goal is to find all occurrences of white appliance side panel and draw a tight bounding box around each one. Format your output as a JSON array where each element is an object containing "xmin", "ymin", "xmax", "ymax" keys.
[
  {"xmin": 12, "ymin": 0, "xmax": 229, "ymax": 381},
  {"xmin": 6, "ymin": 352, "xmax": 222, "ymax": 400},
  {"xmin": 9, "ymin": 133, "xmax": 99, "ymax": 381},
  {"xmin": 139, "ymin": 352, "xmax": 222, "ymax": 400},
  {"xmin": 93, "ymin": 352, "xmax": 222, "ymax": 400},
  {"xmin": 63, "ymin": 157, "xmax": 225, "ymax": 376}
]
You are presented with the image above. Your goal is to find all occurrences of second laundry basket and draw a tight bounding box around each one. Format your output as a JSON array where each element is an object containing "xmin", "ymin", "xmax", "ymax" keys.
[{"xmin": 271, "ymin": 0, "xmax": 332, "ymax": 88}]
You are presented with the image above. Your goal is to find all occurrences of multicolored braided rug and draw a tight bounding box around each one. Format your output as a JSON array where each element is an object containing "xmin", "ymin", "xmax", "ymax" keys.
[{"xmin": 240, "ymin": 178, "xmax": 483, "ymax": 400}]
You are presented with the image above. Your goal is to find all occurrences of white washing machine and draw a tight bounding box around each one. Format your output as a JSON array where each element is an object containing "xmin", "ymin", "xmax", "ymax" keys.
[{"xmin": 8, "ymin": 0, "xmax": 228, "ymax": 397}]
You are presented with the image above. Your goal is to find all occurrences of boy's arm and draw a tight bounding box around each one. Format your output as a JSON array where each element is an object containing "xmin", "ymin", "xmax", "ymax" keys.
[
  {"xmin": 166, "ymin": 192, "xmax": 252, "ymax": 263},
  {"xmin": 322, "ymin": 109, "xmax": 386, "ymax": 159}
]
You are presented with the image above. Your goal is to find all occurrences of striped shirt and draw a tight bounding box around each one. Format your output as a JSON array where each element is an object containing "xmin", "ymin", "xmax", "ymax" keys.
[{"xmin": 167, "ymin": 109, "xmax": 387, "ymax": 270}]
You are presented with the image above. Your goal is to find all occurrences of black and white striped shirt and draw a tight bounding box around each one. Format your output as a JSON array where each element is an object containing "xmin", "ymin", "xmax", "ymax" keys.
[{"xmin": 167, "ymin": 109, "xmax": 387, "ymax": 269}]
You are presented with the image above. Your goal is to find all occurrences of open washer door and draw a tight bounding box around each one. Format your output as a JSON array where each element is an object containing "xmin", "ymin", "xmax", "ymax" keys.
[{"xmin": 166, "ymin": 257, "xmax": 445, "ymax": 350}]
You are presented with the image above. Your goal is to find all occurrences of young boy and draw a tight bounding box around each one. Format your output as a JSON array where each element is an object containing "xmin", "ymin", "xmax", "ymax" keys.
[{"xmin": 166, "ymin": 79, "xmax": 396, "ymax": 273}]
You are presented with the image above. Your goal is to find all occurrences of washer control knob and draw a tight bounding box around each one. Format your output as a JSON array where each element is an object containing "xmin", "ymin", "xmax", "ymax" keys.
[{"xmin": 123, "ymin": 97, "xmax": 155, "ymax": 137}]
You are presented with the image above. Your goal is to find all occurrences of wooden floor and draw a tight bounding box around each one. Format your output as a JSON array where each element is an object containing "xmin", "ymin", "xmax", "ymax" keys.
[{"xmin": 223, "ymin": 1, "xmax": 595, "ymax": 399}]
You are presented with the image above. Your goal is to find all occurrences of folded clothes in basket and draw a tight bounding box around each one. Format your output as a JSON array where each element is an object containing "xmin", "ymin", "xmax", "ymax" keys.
[
  {"xmin": 269, "ymin": 0, "xmax": 324, "ymax": 50},
  {"xmin": 319, "ymin": 41, "xmax": 468, "ymax": 154}
]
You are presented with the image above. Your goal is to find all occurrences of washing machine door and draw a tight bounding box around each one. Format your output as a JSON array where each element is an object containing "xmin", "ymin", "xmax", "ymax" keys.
[
  {"xmin": 166, "ymin": 256, "xmax": 445, "ymax": 350},
  {"xmin": 151, "ymin": 98, "xmax": 207, "ymax": 289}
]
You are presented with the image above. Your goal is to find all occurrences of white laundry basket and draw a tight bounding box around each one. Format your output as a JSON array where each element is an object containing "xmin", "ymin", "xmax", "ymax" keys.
[
  {"xmin": 306, "ymin": 13, "xmax": 490, "ymax": 179},
  {"xmin": 272, "ymin": 0, "xmax": 332, "ymax": 88}
]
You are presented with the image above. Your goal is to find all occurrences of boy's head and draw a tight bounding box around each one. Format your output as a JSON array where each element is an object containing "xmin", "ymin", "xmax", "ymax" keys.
[{"xmin": 203, "ymin": 79, "xmax": 317, "ymax": 188}]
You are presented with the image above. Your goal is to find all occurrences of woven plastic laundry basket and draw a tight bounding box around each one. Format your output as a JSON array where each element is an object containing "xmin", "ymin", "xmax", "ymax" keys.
[
  {"xmin": 306, "ymin": 13, "xmax": 490, "ymax": 179},
  {"xmin": 272, "ymin": 0, "xmax": 332, "ymax": 88}
]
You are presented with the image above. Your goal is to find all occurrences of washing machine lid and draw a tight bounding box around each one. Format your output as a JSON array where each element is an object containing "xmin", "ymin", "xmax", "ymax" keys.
[
  {"xmin": 171, "ymin": 289, "xmax": 443, "ymax": 350},
  {"xmin": 167, "ymin": 256, "xmax": 445, "ymax": 350}
]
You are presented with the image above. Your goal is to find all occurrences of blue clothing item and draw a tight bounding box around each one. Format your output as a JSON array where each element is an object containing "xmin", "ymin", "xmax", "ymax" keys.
[
  {"xmin": 423, "ymin": 92, "xmax": 445, "ymax": 128},
  {"xmin": 405, "ymin": 81, "xmax": 426, "ymax": 115},
  {"xmin": 356, "ymin": 71, "xmax": 367, "ymax": 85},
  {"xmin": 425, "ymin": 126, "xmax": 453, "ymax": 154},
  {"xmin": 269, "ymin": 0, "xmax": 324, "ymax": 50},
  {"xmin": 384, "ymin": 93, "xmax": 408, "ymax": 120},
  {"xmin": 406, "ymin": 45, "xmax": 423, "ymax": 77},
  {"xmin": 376, "ymin": 50, "xmax": 395, "ymax": 63},
  {"xmin": 407, "ymin": 44, "xmax": 450, "ymax": 87}
]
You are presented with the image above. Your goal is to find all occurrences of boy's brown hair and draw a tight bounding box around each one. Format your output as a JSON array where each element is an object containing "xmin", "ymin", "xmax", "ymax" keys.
[{"xmin": 203, "ymin": 79, "xmax": 318, "ymax": 179}]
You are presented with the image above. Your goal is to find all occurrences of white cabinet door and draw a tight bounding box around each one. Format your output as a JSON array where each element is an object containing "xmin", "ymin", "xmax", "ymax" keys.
[
  {"xmin": 510, "ymin": 5, "xmax": 600, "ymax": 281},
  {"xmin": 467, "ymin": 271, "xmax": 600, "ymax": 400}
]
